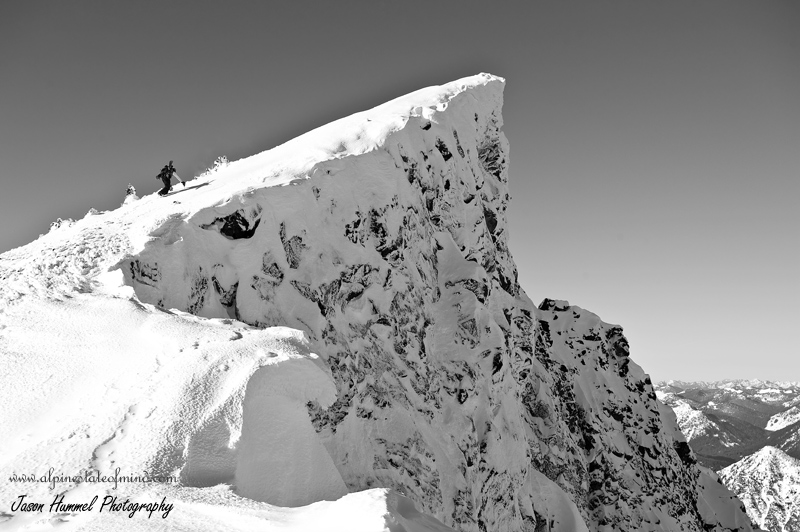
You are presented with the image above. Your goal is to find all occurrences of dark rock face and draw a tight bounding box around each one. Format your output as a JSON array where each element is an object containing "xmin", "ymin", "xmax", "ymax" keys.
[
  {"xmin": 674, "ymin": 441, "xmax": 697, "ymax": 466},
  {"xmin": 129, "ymin": 259, "xmax": 160, "ymax": 287},
  {"xmin": 122, "ymin": 79, "xmax": 752, "ymax": 532},
  {"xmin": 201, "ymin": 207, "xmax": 262, "ymax": 239}
]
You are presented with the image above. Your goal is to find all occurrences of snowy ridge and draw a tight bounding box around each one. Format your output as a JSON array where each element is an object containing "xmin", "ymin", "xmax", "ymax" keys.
[
  {"xmin": 786, "ymin": 397, "xmax": 800, "ymax": 409},
  {"xmin": 669, "ymin": 400, "xmax": 728, "ymax": 442},
  {"xmin": 767, "ymin": 407, "xmax": 800, "ymax": 432},
  {"xmin": 0, "ymin": 74, "xmax": 753, "ymax": 531},
  {"xmin": 720, "ymin": 447, "xmax": 800, "ymax": 532}
]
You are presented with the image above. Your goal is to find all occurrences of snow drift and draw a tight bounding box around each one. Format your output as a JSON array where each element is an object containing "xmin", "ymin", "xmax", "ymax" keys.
[{"xmin": 0, "ymin": 74, "xmax": 753, "ymax": 531}]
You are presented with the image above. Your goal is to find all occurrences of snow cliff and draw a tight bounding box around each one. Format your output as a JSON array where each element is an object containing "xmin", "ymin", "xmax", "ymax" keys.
[{"xmin": 0, "ymin": 74, "xmax": 753, "ymax": 531}]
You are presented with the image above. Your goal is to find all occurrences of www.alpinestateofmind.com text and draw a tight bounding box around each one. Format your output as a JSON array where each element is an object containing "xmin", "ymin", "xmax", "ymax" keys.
[{"xmin": 8, "ymin": 467, "xmax": 178, "ymax": 490}]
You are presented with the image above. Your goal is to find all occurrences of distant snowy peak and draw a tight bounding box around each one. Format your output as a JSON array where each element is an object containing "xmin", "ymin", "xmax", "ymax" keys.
[
  {"xmin": 767, "ymin": 406, "xmax": 800, "ymax": 432},
  {"xmin": 670, "ymin": 400, "xmax": 722, "ymax": 441},
  {"xmin": 719, "ymin": 447, "xmax": 800, "ymax": 532},
  {"xmin": 736, "ymin": 446, "xmax": 799, "ymax": 470}
]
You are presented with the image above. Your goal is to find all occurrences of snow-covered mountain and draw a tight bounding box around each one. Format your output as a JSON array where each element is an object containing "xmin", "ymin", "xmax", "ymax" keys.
[
  {"xmin": 720, "ymin": 447, "xmax": 800, "ymax": 532},
  {"xmin": 662, "ymin": 399, "xmax": 718, "ymax": 442},
  {"xmin": 0, "ymin": 74, "xmax": 754, "ymax": 531}
]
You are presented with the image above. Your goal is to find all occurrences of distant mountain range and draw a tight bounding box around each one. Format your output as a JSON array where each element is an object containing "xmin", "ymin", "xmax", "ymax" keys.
[
  {"xmin": 657, "ymin": 380, "xmax": 800, "ymax": 531},
  {"xmin": 656, "ymin": 380, "xmax": 800, "ymax": 470}
]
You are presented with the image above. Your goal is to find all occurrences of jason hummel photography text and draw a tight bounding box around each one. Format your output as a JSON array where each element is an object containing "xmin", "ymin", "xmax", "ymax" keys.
[{"xmin": 10, "ymin": 494, "xmax": 173, "ymax": 519}]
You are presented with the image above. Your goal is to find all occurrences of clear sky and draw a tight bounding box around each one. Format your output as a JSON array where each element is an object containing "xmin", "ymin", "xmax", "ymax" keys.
[{"xmin": 1, "ymin": 1, "xmax": 798, "ymax": 382}]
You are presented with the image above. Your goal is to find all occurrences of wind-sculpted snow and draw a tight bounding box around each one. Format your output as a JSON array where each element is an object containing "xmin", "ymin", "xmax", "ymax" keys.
[
  {"xmin": 0, "ymin": 74, "xmax": 753, "ymax": 531},
  {"xmin": 0, "ymin": 295, "xmax": 364, "ymax": 529}
]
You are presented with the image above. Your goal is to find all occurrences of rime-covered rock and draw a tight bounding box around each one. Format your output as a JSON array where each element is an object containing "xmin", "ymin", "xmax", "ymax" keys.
[{"xmin": 0, "ymin": 74, "xmax": 753, "ymax": 531}]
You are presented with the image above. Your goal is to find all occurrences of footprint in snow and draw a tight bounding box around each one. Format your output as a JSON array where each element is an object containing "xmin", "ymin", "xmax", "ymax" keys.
[{"xmin": 91, "ymin": 402, "xmax": 150, "ymax": 473}]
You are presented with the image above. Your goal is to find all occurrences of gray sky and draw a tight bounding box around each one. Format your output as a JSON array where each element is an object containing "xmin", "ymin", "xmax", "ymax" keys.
[{"xmin": 1, "ymin": 1, "xmax": 798, "ymax": 382}]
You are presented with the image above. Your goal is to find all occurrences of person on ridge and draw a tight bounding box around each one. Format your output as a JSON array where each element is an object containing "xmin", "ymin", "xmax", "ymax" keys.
[{"xmin": 156, "ymin": 160, "xmax": 185, "ymax": 196}]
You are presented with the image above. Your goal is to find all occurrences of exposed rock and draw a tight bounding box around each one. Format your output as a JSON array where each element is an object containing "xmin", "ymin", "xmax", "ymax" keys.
[{"xmin": 201, "ymin": 207, "xmax": 263, "ymax": 239}]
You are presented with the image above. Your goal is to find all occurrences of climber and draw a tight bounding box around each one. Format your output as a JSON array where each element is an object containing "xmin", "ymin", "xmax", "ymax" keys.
[{"xmin": 156, "ymin": 160, "xmax": 185, "ymax": 196}]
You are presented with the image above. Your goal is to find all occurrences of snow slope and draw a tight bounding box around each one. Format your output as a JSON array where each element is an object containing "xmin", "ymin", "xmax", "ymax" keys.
[
  {"xmin": 720, "ymin": 447, "xmax": 800, "ymax": 532},
  {"xmin": 0, "ymin": 74, "xmax": 752, "ymax": 531}
]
